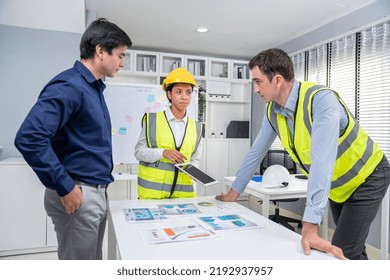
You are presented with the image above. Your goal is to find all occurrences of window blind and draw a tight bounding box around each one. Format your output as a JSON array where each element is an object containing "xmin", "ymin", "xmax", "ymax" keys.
[
  {"xmin": 359, "ymin": 21, "xmax": 390, "ymax": 159},
  {"xmin": 329, "ymin": 34, "xmax": 356, "ymax": 116},
  {"xmin": 307, "ymin": 44, "xmax": 328, "ymax": 86},
  {"xmin": 290, "ymin": 20, "xmax": 390, "ymax": 162},
  {"xmin": 291, "ymin": 52, "xmax": 306, "ymax": 82}
]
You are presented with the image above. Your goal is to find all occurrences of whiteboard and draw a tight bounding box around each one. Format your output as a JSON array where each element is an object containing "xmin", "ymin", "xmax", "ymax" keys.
[{"xmin": 104, "ymin": 82, "xmax": 197, "ymax": 164}]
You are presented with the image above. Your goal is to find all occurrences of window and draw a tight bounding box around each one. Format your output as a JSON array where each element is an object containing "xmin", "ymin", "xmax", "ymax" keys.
[
  {"xmin": 359, "ymin": 21, "xmax": 390, "ymax": 159},
  {"xmin": 307, "ymin": 44, "xmax": 328, "ymax": 86},
  {"xmin": 291, "ymin": 52, "xmax": 306, "ymax": 81},
  {"xmin": 329, "ymin": 34, "xmax": 356, "ymax": 115},
  {"xmin": 290, "ymin": 20, "xmax": 390, "ymax": 161}
]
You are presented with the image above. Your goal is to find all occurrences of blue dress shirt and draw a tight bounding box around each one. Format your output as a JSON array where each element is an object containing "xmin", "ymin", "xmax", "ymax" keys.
[
  {"xmin": 231, "ymin": 80, "xmax": 348, "ymax": 224},
  {"xmin": 15, "ymin": 61, "xmax": 114, "ymax": 196}
]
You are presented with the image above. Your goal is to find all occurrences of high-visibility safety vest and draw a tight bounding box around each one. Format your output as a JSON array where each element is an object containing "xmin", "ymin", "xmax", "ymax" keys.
[
  {"xmin": 138, "ymin": 111, "xmax": 202, "ymax": 199},
  {"xmin": 267, "ymin": 82, "xmax": 383, "ymax": 203}
]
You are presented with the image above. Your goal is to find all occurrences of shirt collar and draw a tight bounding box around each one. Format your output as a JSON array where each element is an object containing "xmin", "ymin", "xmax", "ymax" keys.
[
  {"xmin": 273, "ymin": 80, "xmax": 300, "ymax": 117},
  {"xmin": 74, "ymin": 60, "xmax": 106, "ymax": 91},
  {"xmin": 165, "ymin": 107, "xmax": 188, "ymax": 123}
]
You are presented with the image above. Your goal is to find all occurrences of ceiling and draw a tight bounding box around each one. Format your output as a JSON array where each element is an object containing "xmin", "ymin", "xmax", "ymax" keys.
[{"xmin": 85, "ymin": 0, "xmax": 377, "ymax": 60}]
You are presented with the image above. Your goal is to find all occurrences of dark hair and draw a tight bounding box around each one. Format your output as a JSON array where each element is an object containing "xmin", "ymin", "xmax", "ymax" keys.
[
  {"xmin": 80, "ymin": 18, "xmax": 132, "ymax": 59},
  {"xmin": 249, "ymin": 48, "xmax": 294, "ymax": 82}
]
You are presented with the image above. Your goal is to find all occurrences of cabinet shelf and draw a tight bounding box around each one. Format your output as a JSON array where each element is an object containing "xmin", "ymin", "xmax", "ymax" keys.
[
  {"xmin": 209, "ymin": 58, "xmax": 230, "ymax": 81},
  {"xmin": 185, "ymin": 55, "xmax": 208, "ymax": 79},
  {"xmin": 207, "ymin": 99, "xmax": 251, "ymax": 104},
  {"xmin": 133, "ymin": 50, "xmax": 159, "ymax": 75},
  {"xmin": 105, "ymin": 50, "xmax": 252, "ymax": 197},
  {"xmin": 231, "ymin": 60, "xmax": 251, "ymax": 81},
  {"xmin": 160, "ymin": 52, "xmax": 184, "ymax": 76},
  {"xmin": 119, "ymin": 50, "xmax": 132, "ymax": 73}
]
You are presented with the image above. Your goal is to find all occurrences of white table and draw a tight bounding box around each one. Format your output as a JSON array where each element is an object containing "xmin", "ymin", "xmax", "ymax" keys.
[
  {"xmin": 225, "ymin": 176, "xmax": 390, "ymax": 260},
  {"xmin": 107, "ymin": 197, "xmax": 336, "ymax": 260},
  {"xmin": 224, "ymin": 175, "xmax": 329, "ymax": 241}
]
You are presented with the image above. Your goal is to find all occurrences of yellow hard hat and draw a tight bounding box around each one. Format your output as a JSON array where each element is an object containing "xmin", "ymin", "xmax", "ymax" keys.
[{"xmin": 162, "ymin": 67, "xmax": 196, "ymax": 91}]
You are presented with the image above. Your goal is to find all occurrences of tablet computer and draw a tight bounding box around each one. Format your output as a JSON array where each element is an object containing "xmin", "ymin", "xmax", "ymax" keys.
[{"xmin": 175, "ymin": 163, "xmax": 219, "ymax": 187}]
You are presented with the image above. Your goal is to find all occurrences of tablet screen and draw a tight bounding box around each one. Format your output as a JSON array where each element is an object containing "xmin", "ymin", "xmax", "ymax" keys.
[{"xmin": 175, "ymin": 164, "xmax": 218, "ymax": 186}]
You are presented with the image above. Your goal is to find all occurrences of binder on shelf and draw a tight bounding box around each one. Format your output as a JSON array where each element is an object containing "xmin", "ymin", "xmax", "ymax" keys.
[
  {"xmin": 195, "ymin": 62, "xmax": 201, "ymax": 76},
  {"xmin": 226, "ymin": 121, "xmax": 249, "ymax": 138},
  {"xmin": 233, "ymin": 65, "xmax": 248, "ymax": 79},
  {"xmin": 140, "ymin": 56, "xmax": 156, "ymax": 72},
  {"xmin": 172, "ymin": 60, "xmax": 180, "ymax": 71}
]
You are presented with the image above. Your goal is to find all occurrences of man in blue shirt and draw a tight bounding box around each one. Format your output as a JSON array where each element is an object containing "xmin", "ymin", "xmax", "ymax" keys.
[
  {"xmin": 217, "ymin": 48, "xmax": 390, "ymax": 260},
  {"xmin": 14, "ymin": 18, "xmax": 132, "ymax": 260}
]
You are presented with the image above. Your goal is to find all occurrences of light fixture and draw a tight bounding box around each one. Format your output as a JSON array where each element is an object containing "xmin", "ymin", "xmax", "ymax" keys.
[{"xmin": 196, "ymin": 27, "xmax": 208, "ymax": 33}]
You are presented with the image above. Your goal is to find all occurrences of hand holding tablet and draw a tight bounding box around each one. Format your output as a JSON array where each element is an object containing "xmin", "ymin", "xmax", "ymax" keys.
[{"xmin": 175, "ymin": 163, "xmax": 219, "ymax": 187}]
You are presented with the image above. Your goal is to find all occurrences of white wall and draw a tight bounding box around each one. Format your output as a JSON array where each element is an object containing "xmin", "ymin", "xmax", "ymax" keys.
[
  {"xmin": 278, "ymin": 0, "xmax": 390, "ymax": 54},
  {"xmin": 0, "ymin": 0, "xmax": 85, "ymax": 33},
  {"xmin": 0, "ymin": 0, "xmax": 85, "ymax": 161}
]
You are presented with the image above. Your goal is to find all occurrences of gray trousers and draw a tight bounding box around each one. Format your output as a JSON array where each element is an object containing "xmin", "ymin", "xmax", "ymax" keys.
[
  {"xmin": 44, "ymin": 184, "xmax": 108, "ymax": 260},
  {"xmin": 329, "ymin": 155, "xmax": 390, "ymax": 260}
]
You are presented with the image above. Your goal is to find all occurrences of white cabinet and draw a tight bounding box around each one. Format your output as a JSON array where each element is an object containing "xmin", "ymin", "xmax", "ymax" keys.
[
  {"xmin": 160, "ymin": 52, "xmax": 184, "ymax": 76},
  {"xmin": 185, "ymin": 55, "xmax": 208, "ymax": 80},
  {"xmin": 0, "ymin": 158, "xmax": 57, "ymax": 256},
  {"xmin": 201, "ymin": 139, "xmax": 229, "ymax": 196},
  {"xmin": 46, "ymin": 217, "xmax": 57, "ymax": 247},
  {"xmin": 201, "ymin": 58, "xmax": 252, "ymax": 196},
  {"xmin": 133, "ymin": 50, "xmax": 159, "ymax": 75},
  {"xmin": 114, "ymin": 50, "xmax": 158, "ymax": 85},
  {"xmin": 102, "ymin": 50, "xmax": 253, "ymax": 199},
  {"xmin": 201, "ymin": 139, "xmax": 250, "ymax": 196},
  {"xmin": 109, "ymin": 173, "xmax": 138, "ymax": 200},
  {"xmin": 208, "ymin": 57, "xmax": 230, "ymax": 81},
  {"xmin": 108, "ymin": 163, "xmax": 139, "ymax": 200},
  {"xmin": 205, "ymin": 99, "xmax": 251, "ymax": 139},
  {"xmin": 119, "ymin": 49, "xmax": 133, "ymax": 74},
  {"xmin": 228, "ymin": 139, "xmax": 250, "ymax": 175},
  {"xmin": 231, "ymin": 60, "xmax": 251, "ymax": 81},
  {"xmin": 106, "ymin": 49, "xmax": 160, "ymax": 84},
  {"xmin": 107, "ymin": 179, "xmax": 129, "ymax": 200}
]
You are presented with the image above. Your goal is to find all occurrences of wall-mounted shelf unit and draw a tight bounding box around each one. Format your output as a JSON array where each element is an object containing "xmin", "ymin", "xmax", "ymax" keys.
[{"xmin": 106, "ymin": 50, "xmax": 253, "ymax": 194}]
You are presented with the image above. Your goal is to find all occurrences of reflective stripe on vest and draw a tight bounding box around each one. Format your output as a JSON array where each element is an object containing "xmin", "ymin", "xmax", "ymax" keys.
[
  {"xmin": 138, "ymin": 111, "xmax": 202, "ymax": 199},
  {"xmin": 267, "ymin": 81, "xmax": 383, "ymax": 202}
]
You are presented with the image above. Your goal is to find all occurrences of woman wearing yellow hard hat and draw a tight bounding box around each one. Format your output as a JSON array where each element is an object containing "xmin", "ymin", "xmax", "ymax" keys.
[{"xmin": 134, "ymin": 68, "xmax": 203, "ymax": 199}]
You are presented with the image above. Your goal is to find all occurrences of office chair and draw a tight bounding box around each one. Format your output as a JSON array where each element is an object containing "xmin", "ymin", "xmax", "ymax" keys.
[{"xmin": 259, "ymin": 149, "xmax": 302, "ymax": 232}]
